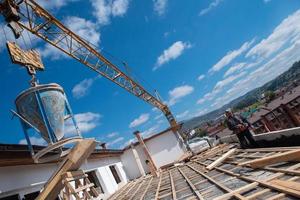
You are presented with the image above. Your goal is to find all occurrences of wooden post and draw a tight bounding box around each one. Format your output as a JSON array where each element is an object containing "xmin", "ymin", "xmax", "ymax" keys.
[
  {"xmin": 36, "ymin": 139, "xmax": 96, "ymax": 200},
  {"xmin": 134, "ymin": 131, "xmax": 158, "ymax": 176}
]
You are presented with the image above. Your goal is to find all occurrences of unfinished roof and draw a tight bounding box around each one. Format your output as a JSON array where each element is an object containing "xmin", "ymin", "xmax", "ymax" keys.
[{"xmin": 109, "ymin": 144, "xmax": 300, "ymax": 200}]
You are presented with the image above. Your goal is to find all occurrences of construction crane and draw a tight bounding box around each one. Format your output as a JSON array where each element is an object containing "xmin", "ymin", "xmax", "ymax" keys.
[{"xmin": 0, "ymin": 0, "xmax": 179, "ymax": 129}]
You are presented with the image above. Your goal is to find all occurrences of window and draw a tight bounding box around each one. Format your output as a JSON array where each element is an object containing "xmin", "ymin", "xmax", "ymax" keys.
[
  {"xmin": 22, "ymin": 192, "xmax": 60, "ymax": 200},
  {"xmin": 0, "ymin": 195, "xmax": 20, "ymax": 200},
  {"xmin": 86, "ymin": 171, "xmax": 104, "ymax": 194},
  {"xmin": 23, "ymin": 191, "xmax": 39, "ymax": 200},
  {"xmin": 109, "ymin": 165, "xmax": 121, "ymax": 184}
]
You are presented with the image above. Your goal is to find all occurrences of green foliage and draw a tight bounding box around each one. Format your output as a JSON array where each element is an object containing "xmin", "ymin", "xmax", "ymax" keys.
[
  {"xmin": 191, "ymin": 128, "xmax": 207, "ymax": 139},
  {"xmin": 264, "ymin": 90, "xmax": 275, "ymax": 102}
]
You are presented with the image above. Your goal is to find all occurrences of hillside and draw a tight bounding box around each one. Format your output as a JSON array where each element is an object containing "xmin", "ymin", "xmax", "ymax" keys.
[{"xmin": 182, "ymin": 61, "xmax": 300, "ymax": 132}]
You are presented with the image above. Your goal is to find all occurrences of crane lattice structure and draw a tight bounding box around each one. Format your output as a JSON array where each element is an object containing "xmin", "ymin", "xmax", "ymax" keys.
[{"xmin": 0, "ymin": 0, "xmax": 178, "ymax": 129}]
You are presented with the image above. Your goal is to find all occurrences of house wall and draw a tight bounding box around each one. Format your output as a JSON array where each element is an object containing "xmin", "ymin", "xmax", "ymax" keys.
[
  {"xmin": 0, "ymin": 156, "xmax": 128, "ymax": 200},
  {"xmin": 121, "ymin": 130, "xmax": 185, "ymax": 180}
]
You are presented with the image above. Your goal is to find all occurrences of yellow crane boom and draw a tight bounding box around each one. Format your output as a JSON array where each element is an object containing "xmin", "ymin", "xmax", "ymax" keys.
[{"xmin": 0, "ymin": 0, "xmax": 178, "ymax": 128}]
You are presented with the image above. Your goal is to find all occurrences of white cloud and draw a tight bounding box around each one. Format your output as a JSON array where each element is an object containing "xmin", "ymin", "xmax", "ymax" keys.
[
  {"xmin": 37, "ymin": 0, "xmax": 78, "ymax": 10},
  {"xmin": 247, "ymin": 10, "xmax": 300, "ymax": 59},
  {"xmin": 198, "ymin": 9, "xmax": 300, "ymax": 109},
  {"xmin": 197, "ymin": 74, "xmax": 205, "ymax": 81},
  {"xmin": 209, "ymin": 39, "xmax": 255, "ymax": 73},
  {"xmin": 199, "ymin": 0, "xmax": 224, "ymax": 16},
  {"xmin": 91, "ymin": 0, "xmax": 130, "ymax": 25},
  {"xmin": 176, "ymin": 110, "xmax": 189, "ymax": 119},
  {"xmin": 197, "ymin": 71, "xmax": 246, "ymax": 105},
  {"xmin": 19, "ymin": 136, "xmax": 47, "ymax": 146},
  {"xmin": 129, "ymin": 113, "xmax": 150, "ymax": 128},
  {"xmin": 214, "ymin": 71, "xmax": 246, "ymax": 91},
  {"xmin": 72, "ymin": 77, "xmax": 97, "ymax": 99},
  {"xmin": 140, "ymin": 125, "xmax": 160, "ymax": 137},
  {"xmin": 215, "ymin": 41, "xmax": 300, "ymax": 108},
  {"xmin": 153, "ymin": 0, "xmax": 168, "ymax": 16},
  {"xmin": 65, "ymin": 112, "xmax": 102, "ymax": 134},
  {"xmin": 107, "ymin": 132, "xmax": 119, "ymax": 138},
  {"xmin": 192, "ymin": 108, "xmax": 208, "ymax": 117},
  {"xmin": 168, "ymin": 85, "xmax": 194, "ymax": 106},
  {"xmin": 154, "ymin": 41, "xmax": 192, "ymax": 70},
  {"xmin": 107, "ymin": 137, "xmax": 124, "ymax": 147},
  {"xmin": 120, "ymin": 138, "xmax": 136, "ymax": 149},
  {"xmin": 0, "ymin": 24, "xmax": 39, "ymax": 52},
  {"xmin": 40, "ymin": 16, "xmax": 100, "ymax": 60},
  {"xmin": 224, "ymin": 62, "xmax": 246, "ymax": 77}
]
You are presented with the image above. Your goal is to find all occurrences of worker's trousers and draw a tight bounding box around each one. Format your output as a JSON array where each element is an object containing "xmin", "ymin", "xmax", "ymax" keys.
[{"xmin": 236, "ymin": 130, "xmax": 258, "ymax": 148}]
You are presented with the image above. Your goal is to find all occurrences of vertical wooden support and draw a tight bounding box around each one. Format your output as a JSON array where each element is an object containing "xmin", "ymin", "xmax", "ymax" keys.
[
  {"xmin": 36, "ymin": 139, "xmax": 96, "ymax": 200},
  {"xmin": 134, "ymin": 131, "xmax": 158, "ymax": 176}
]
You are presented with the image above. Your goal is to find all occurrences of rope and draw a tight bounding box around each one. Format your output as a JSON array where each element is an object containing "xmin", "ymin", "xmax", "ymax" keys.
[
  {"xmin": 1, "ymin": 24, "xmax": 8, "ymax": 41},
  {"xmin": 25, "ymin": 29, "xmax": 34, "ymax": 49},
  {"xmin": 20, "ymin": 31, "xmax": 29, "ymax": 50}
]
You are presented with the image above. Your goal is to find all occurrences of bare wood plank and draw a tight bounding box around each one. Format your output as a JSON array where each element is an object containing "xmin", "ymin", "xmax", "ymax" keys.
[
  {"xmin": 196, "ymin": 160, "xmax": 300, "ymax": 199},
  {"xmin": 187, "ymin": 164, "xmax": 247, "ymax": 200},
  {"xmin": 154, "ymin": 173, "xmax": 162, "ymax": 200},
  {"xmin": 206, "ymin": 149, "xmax": 236, "ymax": 170},
  {"xmin": 213, "ymin": 182, "xmax": 258, "ymax": 200},
  {"xmin": 140, "ymin": 177, "xmax": 153, "ymax": 200},
  {"xmin": 36, "ymin": 139, "xmax": 96, "ymax": 200},
  {"xmin": 269, "ymin": 179, "xmax": 300, "ymax": 193},
  {"xmin": 265, "ymin": 193, "xmax": 285, "ymax": 200},
  {"xmin": 169, "ymin": 170, "xmax": 177, "ymax": 200},
  {"xmin": 239, "ymin": 150, "xmax": 300, "ymax": 169},
  {"xmin": 177, "ymin": 167, "xmax": 205, "ymax": 200}
]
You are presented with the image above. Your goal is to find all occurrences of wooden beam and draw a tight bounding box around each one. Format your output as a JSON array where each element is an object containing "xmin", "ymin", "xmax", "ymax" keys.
[
  {"xmin": 139, "ymin": 177, "xmax": 153, "ymax": 200},
  {"xmin": 154, "ymin": 173, "xmax": 162, "ymax": 200},
  {"xmin": 213, "ymin": 183, "xmax": 258, "ymax": 200},
  {"xmin": 169, "ymin": 170, "xmax": 177, "ymax": 200},
  {"xmin": 269, "ymin": 179, "xmax": 300, "ymax": 193},
  {"xmin": 206, "ymin": 149, "xmax": 236, "ymax": 170},
  {"xmin": 177, "ymin": 167, "xmax": 205, "ymax": 200},
  {"xmin": 239, "ymin": 149, "xmax": 300, "ymax": 169},
  {"xmin": 36, "ymin": 139, "xmax": 96, "ymax": 200}
]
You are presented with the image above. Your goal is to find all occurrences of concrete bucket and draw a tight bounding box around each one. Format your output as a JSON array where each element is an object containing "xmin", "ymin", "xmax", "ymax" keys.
[{"xmin": 15, "ymin": 83, "xmax": 66, "ymax": 143}]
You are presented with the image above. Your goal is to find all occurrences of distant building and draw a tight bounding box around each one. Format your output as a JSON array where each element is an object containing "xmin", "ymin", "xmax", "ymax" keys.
[{"xmin": 249, "ymin": 85, "xmax": 300, "ymax": 134}]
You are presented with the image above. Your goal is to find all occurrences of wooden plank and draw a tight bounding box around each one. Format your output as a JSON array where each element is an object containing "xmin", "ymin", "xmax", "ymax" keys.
[
  {"xmin": 177, "ymin": 167, "xmax": 205, "ymax": 200},
  {"xmin": 36, "ymin": 139, "xmax": 96, "ymax": 200},
  {"xmin": 239, "ymin": 150, "xmax": 300, "ymax": 169},
  {"xmin": 196, "ymin": 160, "xmax": 300, "ymax": 199},
  {"xmin": 206, "ymin": 149, "xmax": 236, "ymax": 170},
  {"xmin": 187, "ymin": 164, "xmax": 247, "ymax": 200},
  {"xmin": 139, "ymin": 177, "xmax": 153, "ymax": 200},
  {"xmin": 154, "ymin": 173, "xmax": 162, "ymax": 200},
  {"xmin": 213, "ymin": 182, "xmax": 258, "ymax": 200},
  {"xmin": 269, "ymin": 179, "xmax": 300, "ymax": 192},
  {"xmin": 73, "ymin": 183, "xmax": 94, "ymax": 193},
  {"xmin": 265, "ymin": 193, "xmax": 285, "ymax": 200},
  {"xmin": 169, "ymin": 170, "xmax": 177, "ymax": 200}
]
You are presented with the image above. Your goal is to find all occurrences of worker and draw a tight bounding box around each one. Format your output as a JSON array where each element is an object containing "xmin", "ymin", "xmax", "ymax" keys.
[{"xmin": 224, "ymin": 109, "xmax": 258, "ymax": 148}]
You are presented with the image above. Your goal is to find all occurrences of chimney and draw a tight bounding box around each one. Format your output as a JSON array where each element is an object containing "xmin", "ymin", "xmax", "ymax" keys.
[
  {"xmin": 134, "ymin": 131, "xmax": 158, "ymax": 176},
  {"xmin": 100, "ymin": 143, "xmax": 107, "ymax": 149}
]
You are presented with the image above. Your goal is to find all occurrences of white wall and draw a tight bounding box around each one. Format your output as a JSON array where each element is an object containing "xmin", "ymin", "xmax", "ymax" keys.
[
  {"xmin": 121, "ymin": 130, "xmax": 185, "ymax": 180},
  {"xmin": 0, "ymin": 156, "xmax": 128, "ymax": 200},
  {"xmin": 146, "ymin": 130, "xmax": 185, "ymax": 167}
]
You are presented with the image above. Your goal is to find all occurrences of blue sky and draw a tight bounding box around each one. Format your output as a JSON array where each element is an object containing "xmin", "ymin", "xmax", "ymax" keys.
[{"xmin": 1, "ymin": 0, "xmax": 300, "ymax": 148}]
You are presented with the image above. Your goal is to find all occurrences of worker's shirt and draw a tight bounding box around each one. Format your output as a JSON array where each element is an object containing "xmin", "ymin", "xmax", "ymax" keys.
[{"xmin": 225, "ymin": 116, "xmax": 244, "ymax": 134}]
